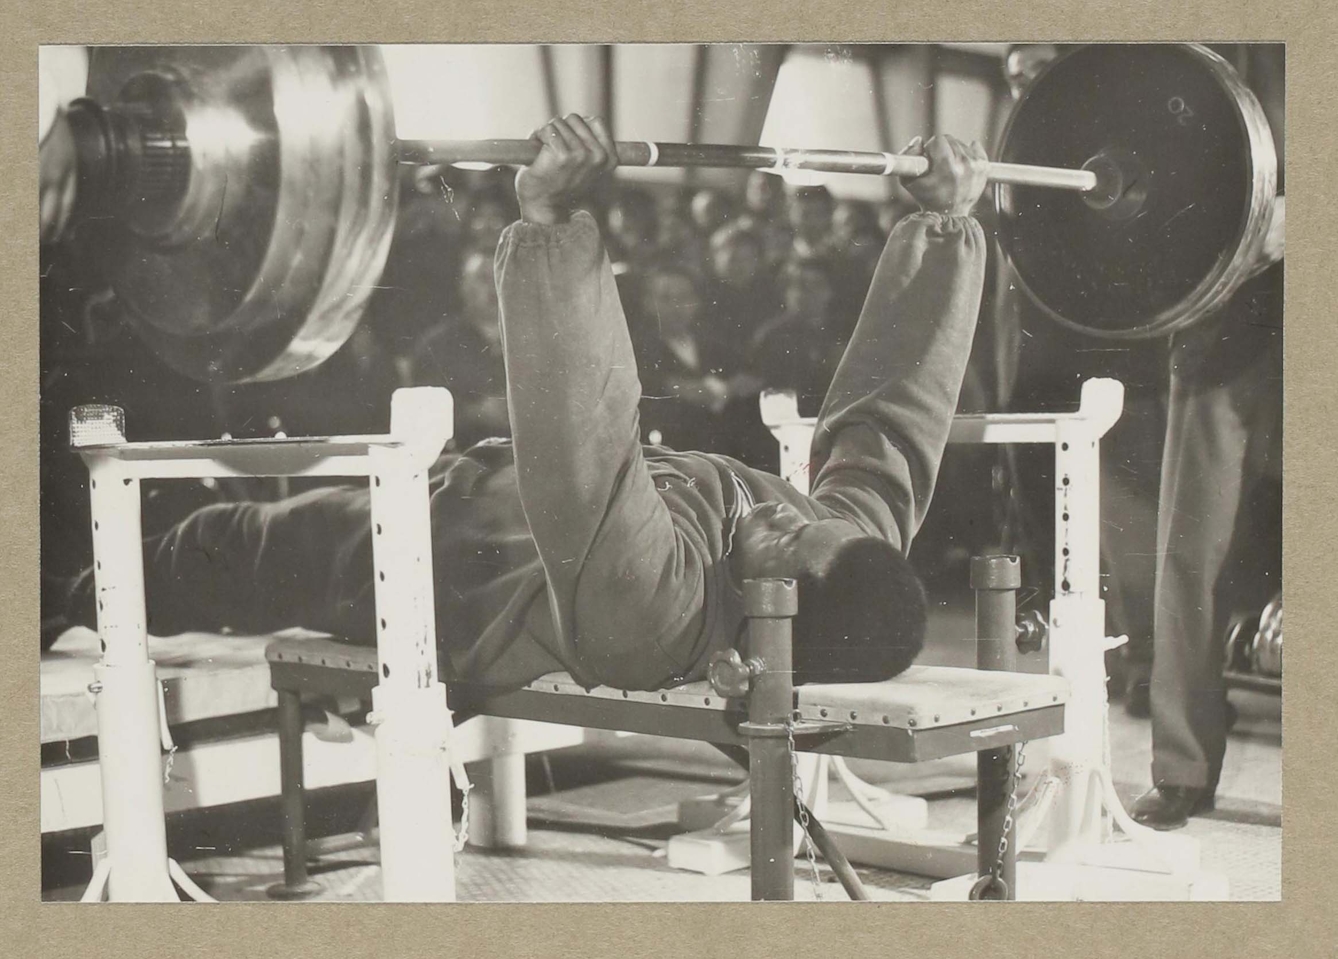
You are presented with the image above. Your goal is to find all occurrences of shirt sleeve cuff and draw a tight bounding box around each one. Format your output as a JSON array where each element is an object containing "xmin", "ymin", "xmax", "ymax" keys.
[{"xmin": 500, "ymin": 209, "xmax": 600, "ymax": 249}]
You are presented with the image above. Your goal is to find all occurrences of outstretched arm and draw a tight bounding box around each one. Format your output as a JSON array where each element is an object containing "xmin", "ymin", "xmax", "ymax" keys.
[
  {"xmin": 810, "ymin": 135, "xmax": 990, "ymax": 551},
  {"xmin": 495, "ymin": 116, "xmax": 712, "ymax": 690}
]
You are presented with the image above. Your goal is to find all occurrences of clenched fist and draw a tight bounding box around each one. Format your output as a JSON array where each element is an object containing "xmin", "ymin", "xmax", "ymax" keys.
[
  {"xmin": 901, "ymin": 134, "xmax": 990, "ymax": 218},
  {"xmin": 515, "ymin": 114, "xmax": 619, "ymax": 226}
]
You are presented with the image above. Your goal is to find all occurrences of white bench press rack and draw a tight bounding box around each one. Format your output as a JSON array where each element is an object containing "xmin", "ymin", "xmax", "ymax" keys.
[{"xmin": 69, "ymin": 386, "xmax": 1081, "ymax": 902}]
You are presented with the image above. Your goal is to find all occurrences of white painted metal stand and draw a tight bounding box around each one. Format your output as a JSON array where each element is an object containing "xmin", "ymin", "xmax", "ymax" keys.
[
  {"xmin": 69, "ymin": 387, "xmax": 458, "ymax": 902},
  {"xmin": 682, "ymin": 378, "xmax": 1225, "ymax": 900}
]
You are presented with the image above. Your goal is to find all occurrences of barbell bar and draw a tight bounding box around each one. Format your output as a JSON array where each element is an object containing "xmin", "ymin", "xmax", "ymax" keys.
[
  {"xmin": 397, "ymin": 138, "xmax": 1101, "ymax": 193},
  {"xmin": 58, "ymin": 42, "xmax": 1277, "ymax": 383}
]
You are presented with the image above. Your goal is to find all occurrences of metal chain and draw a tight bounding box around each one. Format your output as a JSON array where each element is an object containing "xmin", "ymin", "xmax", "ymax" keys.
[
  {"xmin": 787, "ymin": 719, "xmax": 823, "ymax": 900},
  {"xmin": 989, "ymin": 740, "xmax": 1028, "ymax": 881}
]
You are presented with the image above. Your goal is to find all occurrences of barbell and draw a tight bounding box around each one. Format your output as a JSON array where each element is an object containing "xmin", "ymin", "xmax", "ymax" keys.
[{"xmin": 60, "ymin": 43, "xmax": 1277, "ymax": 383}]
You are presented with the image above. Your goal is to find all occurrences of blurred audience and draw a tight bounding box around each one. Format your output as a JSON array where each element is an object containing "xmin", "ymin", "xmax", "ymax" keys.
[
  {"xmin": 702, "ymin": 222, "xmax": 779, "ymax": 365},
  {"xmin": 204, "ymin": 163, "xmax": 893, "ymax": 475},
  {"xmin": 785, "ymin": 184, "xmax": 837, "ymax": 260},
  {"xmin": 410, "ymin": 248, "xmax": 510, "ymax": 449},
  {"xmin": 740, "ymin": 170, "xmax": 793, "ymax": 270},
  {"xmin": 829, "ymin": 198, "xmax": 885, "ymax": 333},
  {"xmin": 689, "ymin": 187, "xmax": 734, "ymax": 239},
  {"xmin": 633, "ymin": 266, "xmax": 735, "ymax": 452},
  {"xmin": 747, "ymin": 257, "xmax": 844, "ymax": 416}
]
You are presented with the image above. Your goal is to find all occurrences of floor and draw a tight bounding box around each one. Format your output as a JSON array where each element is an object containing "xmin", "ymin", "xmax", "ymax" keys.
[{"xmin": 42, "ymin": 591, "xmax": 1282, "ymax": 903}]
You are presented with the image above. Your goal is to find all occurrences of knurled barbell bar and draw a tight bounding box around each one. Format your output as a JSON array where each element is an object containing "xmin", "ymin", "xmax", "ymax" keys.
[{"xmin": 59, "ymin": 42, "xmax": 1277, "ymax": 383}]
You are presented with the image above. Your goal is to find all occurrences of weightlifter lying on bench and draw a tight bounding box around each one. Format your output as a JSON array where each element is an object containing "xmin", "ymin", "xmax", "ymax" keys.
[{"xmin": 54, "ymin": 116, "xmax": 991, "ymax": 693}]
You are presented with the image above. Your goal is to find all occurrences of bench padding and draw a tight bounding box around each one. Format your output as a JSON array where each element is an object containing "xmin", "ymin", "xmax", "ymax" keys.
[
  {"xmin": 41, "ymin": 627, "xmax": 325, "ymax": 744},
  {"xmin": 265, "ymin": 636, "xmax": 1069, "ymax": 732}
]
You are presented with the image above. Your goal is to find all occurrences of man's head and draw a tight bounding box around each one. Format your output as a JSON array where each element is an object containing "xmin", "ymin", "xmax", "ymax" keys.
[
  {"xmin": 644, "ymin": 267, "xmax": 703, "ymax": 338},
  {"xmin": 608, "ymin": 187, "xmax": 659, "ymax": 255},
  {"xmin": 786, "ymin": 184, "xmax": 835, "ymax": 246},
  {"xmin": 467, "ymin": 188, "xmax": 518, "ymax": 254},
  {"xmin": 832, "ymin": 199, "xmax": 881, "ymax": 250},
  {"xmin": 733, "ymin": 501, "xmax": 927, "ymax": 684},
  {"xmin": 1004, "ymin": 44, "xmax": 1059, "ymax": 100},
  {"xmin": 783, "ymin": 256, "xmax": 835, "ymax": 324},
  {"xmin": 709, "ymin": 222, "xmax": 764, "ymax": 289},
  {"xmin": 690, "ymin": 188, "xmax": 733, "ymax": 237},
  {"xmin": 745, "ymin": 169, "xmax": 785, "ymax": 218}
]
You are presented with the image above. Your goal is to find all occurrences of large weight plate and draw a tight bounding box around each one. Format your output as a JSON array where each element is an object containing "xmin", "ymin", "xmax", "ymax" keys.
[
  {"xmin": 84, "ymin": 45, "xmax": 398, "ymax": 382},
  {"xmin": 995, "ymin": 44, "xmax": 1276, "ymax": 340}
]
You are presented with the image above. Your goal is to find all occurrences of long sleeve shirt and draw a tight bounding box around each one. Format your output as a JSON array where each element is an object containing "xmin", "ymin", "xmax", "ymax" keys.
[
  {"xmin": 440, "ymin": 208, "xmax": 984, "ymax": 689},
  {"xmin": 125, "ymin": 208, "xmax": 986, "ymax": 693}
]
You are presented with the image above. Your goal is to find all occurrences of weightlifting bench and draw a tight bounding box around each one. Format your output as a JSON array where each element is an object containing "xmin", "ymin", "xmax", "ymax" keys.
[
  {"xmin": 266, "ymin": 561, "xmax": 1067, "ymax": 901},
  {"xmin": 68, "ymin": 385, "xmax": 1078, "ymax": 902}
]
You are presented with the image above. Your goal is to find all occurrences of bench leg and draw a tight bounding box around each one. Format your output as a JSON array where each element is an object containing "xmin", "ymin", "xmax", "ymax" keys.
[
  {"xmin": 971, "ymin": 555, "xmax": 1021, "ymax": 900},
  {"xmin": 267, "ymin": 689, "xmax": 321, "ymax": 899},
  {"xmin": 749, "ymin": 737, "xmax": 795, "ymax": 901},
  {"xmin": 742, "ymin": 579, "xmax": 799, "ymax": 902},
  {"xmin": 976, "ymin": 745, "xmax": 1017, "ymax": 900},
  {"xmin": 469, "ymin": 753, "xmax": 528, "ymax": 849}
]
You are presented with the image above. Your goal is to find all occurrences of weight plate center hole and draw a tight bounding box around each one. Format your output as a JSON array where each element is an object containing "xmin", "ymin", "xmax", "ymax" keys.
[{"xmin": 1081, "ymin": 148, "xmax": 1149, "ymax": 221}]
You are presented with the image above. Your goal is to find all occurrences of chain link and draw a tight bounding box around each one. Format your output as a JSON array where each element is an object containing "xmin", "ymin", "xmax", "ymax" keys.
[
  {"xmin": 988, "ymin": 740, "xmax": 1028, "ymax": 882},
  {"xmin": 787, "ymin": 719, "xmax": 823, "ymax": 900}
]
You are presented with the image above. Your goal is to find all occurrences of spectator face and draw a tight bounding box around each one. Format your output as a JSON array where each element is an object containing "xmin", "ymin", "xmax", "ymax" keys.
[
  {"xmin": 690, "ymin": 189, "xmax": 732, "ymax": 236},
  {"xmin": 785, "ymin": 263, "xmax": 834, "ymax": 323},
  {"xmin": 609, "ymin": 198, "xmax": 658, "ymax": 254},
  {"xmin": 468, "ymin": 197, "xmax": 511, "ymax": 255},
  {"xmin": 788, "ymin": 189, "xmax": 834, "ymax": 246},
  {"xmin": 658, "ymin": 205, "xmax": 696, "ymax": 250},
  {"xmin": 745, "ymin": 170, "xmax": 783, "ymax": 217},
  {"xmin": 832, "ymin": 200, "xmax": 880, "ymax": 250},
  {"xmin": 646, "ymin": 271, "xmax": 702, "ymax": 339},
  {"xmin": 711, "ymin": 232, "xmax": 763, "ymax": 289},
  {"xmin": 460, "ymin": 252, "xmax": 498, "ymax": 329}
]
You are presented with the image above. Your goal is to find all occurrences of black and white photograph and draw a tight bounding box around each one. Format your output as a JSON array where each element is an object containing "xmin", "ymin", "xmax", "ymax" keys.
[{"xmin": 36, "ymin": 41, "xmax": 1284, "ymax": 903}]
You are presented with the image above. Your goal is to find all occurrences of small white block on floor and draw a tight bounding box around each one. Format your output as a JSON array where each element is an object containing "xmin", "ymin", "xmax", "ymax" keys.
[{"xmin": 666, "ymin": 826, "xmax": 752, "ymax": 876}]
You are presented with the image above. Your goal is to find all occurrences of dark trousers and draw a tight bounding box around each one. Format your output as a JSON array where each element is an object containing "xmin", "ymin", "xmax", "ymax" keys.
[
  {"xmin": 95, "ymin": 484, "xmax": 382, "ymax": 645},
  {"xmin": 1150, "ymin": 272, "xmax": 1283, "ymax": 790}
]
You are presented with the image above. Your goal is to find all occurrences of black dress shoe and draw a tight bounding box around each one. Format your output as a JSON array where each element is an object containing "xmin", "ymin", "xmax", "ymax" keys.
[{"xmin": 1131, "ymin": 785, "xmax": 1215, "ymax": 831}]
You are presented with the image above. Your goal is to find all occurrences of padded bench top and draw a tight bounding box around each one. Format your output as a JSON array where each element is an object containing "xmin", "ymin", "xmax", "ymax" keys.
[
  {"xmin": 41, "ymin": 627, "xmax": 327, "ymax": 744},
  {"xmin": 267, "ymin": 636, "xmax": 1069, "ymax": 733},
  {"xmin": 43, "ymin": 629, "xmax": 1069, "ymax": 746}
]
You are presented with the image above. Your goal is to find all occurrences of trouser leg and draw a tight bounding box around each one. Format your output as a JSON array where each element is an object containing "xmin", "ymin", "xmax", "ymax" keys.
[
  {"xmin": 69, "ymin": 485, "xmax": 377, "ymax": 642},
  {"xmin": 1150, "ymin": 347, "xmax": 1281, "ymax": 789}
]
